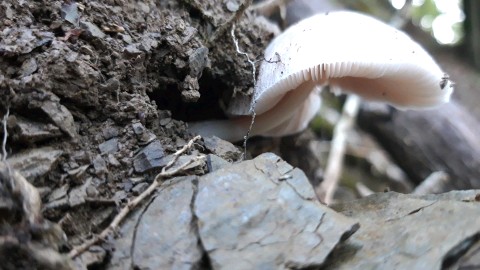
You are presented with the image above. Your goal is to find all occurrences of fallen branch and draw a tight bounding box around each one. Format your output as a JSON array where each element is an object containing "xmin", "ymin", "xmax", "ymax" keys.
[
  {"xmin": 316, "ymin": 95, "xmax": 360, "ymax": 204},
  {"xmin": 1, "ymin": 107, "xmax": 9, "ymax": 161},
  {"xmin": 359, "ymin": 101, "xmax": 480, "ymax": 191},
  {"xmin": 249, "ymin": 0, "xmax": 291, "ymax": 16},
  {"xmin": 249, "ymin": 0, "xmax": 292, "ymax": 27},
  {"xmin": 68, "ymin": 135, "xmax": 203, "ymax": 259}
]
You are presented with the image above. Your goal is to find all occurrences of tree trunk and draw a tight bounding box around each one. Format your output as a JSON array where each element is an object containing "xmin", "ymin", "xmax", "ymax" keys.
[{"xmin": 359, "ymin": 101, "xmax": 480, "ymax": 191}]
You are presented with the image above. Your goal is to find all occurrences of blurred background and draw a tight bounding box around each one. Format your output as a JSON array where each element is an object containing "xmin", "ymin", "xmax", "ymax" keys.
[{"xmin": 343, "ymin": 0, "xmax": 465, "ymax": 45}]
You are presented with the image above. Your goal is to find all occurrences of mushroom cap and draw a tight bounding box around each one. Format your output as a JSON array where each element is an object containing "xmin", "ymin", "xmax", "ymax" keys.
[
  {"xmin": 190, "ymin": 11, "xmax": 454, "ymax": 142},
  {"xmin": 253, "ymin": 11, "xmax": 453, "ymax": 118}
]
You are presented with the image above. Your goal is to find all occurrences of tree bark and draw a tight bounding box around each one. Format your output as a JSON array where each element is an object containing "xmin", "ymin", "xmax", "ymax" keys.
[
  {"xmin": 464, "ymin": 0, "xmax": 480, "ymax": 69},
  {"xmin": 359, "ymin": 101, "xmax": 480, "ymax": 191}
]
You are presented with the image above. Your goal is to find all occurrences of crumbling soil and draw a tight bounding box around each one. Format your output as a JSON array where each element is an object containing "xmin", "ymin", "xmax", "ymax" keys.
[{"xmin": 0, "ymin": 0, "xmax": 276, "ymax": 268}]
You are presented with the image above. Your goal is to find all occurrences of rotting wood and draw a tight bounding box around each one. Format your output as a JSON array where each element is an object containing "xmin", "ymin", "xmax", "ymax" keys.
[{"xmin": 359, "ymin": 101, "xmax": 480, "ymax": 191}]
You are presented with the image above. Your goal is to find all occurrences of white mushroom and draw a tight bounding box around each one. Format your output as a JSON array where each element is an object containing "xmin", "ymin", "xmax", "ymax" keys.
[{"xmin": 189, "ymin": 11, "xmax": 454, "ymax": 142}]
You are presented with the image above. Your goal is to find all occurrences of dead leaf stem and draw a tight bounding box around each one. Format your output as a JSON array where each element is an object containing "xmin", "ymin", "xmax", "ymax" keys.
[
  {"xmin": 68, "ymin": 135, "xmax": 203, "ymax": 259},
  {"xmin": 208, "ymin": 0, "xmax": 252, "ymax": 46}
]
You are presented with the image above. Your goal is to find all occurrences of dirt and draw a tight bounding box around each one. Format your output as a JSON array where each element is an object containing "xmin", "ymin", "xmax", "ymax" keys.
[{"xmin": 0, "ymin": 0, "xmax": 277, "ymax": 268}]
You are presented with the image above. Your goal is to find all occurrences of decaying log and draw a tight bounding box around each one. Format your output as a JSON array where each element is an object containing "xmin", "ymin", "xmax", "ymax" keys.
[{"xmin": 359, "ymin": 101, "xmax": 480, "ymax": 192}]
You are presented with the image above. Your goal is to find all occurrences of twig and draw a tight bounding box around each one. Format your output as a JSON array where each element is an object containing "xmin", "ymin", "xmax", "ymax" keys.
[
  {"xmin": 249, "ymin": 0, "xmax": 292, "ymax": 16},
  {"xmin": 0, "ymin": 162, "xmax": 42, "ymax": 225},
  {"xmin": 1, "ymin": 107, "xmax": 9, "ymax": 162},
  {"xmin": 314, "ymin": 6, "xmax": 415, "ymax": 204},
  {"xmin": 316, "ymin": 95, "xmax": 361, "ymax": 204},
  {"xmin": 355, "ymin": 182, "xmax": 374, "ymax": 197},
  {"xmin": 389, "ymin": 0, "xmax": 413, "ymax": 29},
  {"xmin": 162, "ymin": 135, "xmax": 201, "ymax": 172},
  {"xmin": 249, "ymin": 0, "xmax": 292, "ymax": 28},
  {"xmin": 230, "ymin": 25, "xmax": 257, "ymax": 97},
  {"xmin": 412, "ymin": 171, "xmax": 450, "ymax": 195},
  {"xmin": 1, "ymin": 107, "xmax": 14, "ymax": 192},
  {"xmin": 208, "ymin": 0, "xmax": 253, "ymax": 46},
  {"xmin": 230, "ymin": 25, "xmax": 257, "ymax": 159},
  {"xmin": 68, "ymin": 136, "xmax": 203, "ymax": 259},
  {"xmin": 84, "ymin": 197, "xmax": 117, "ymax": 206}
]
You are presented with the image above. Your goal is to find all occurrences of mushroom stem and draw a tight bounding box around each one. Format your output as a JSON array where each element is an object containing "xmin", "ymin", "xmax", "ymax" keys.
[{"xmin": 189, "ymin": 80, "xmax": 318, "ymax": 141}]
